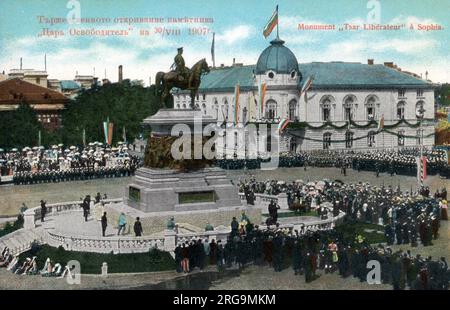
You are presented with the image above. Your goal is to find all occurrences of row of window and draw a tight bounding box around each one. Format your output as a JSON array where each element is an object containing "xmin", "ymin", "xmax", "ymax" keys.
[
  {"xmin": 398, "ymin": 89, "xmax": 424, "ymax": 98},
  {"xmin": 37, "ymin": 114, "xmax": 60, "ymax": 123},
  {"xmin": 319, "ymin": 129, "xmax": 423, "ymax": 149}
]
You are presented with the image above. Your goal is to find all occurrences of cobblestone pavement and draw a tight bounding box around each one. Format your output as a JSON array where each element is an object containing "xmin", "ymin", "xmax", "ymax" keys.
[{"xmin": 0, "ymin": 167, "xmax": 448, "ymax": 216}]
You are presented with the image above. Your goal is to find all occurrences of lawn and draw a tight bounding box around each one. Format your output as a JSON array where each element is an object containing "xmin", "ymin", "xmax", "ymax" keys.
[
  {"xmin": 335, "ymin": 221, "xmax": 386, "ymax": 244},
  {"xmin": 19, "ymin": 244, "xmax": 175, "ymax": 274}
]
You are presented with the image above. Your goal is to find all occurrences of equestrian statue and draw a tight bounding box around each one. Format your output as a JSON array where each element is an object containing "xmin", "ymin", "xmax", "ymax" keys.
[{"xmin": 155, "ymin": 47, "xmax": 210, "ymax": 109}]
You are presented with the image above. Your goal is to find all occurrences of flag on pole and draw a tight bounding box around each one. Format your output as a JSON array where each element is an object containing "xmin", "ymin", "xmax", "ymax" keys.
[
  {"xmin": 108, "ymin": 123, "xmax": 114, "ymax": 146},
  {"xmin": 259, "ymin": 82, "xmax": 267, "ymax": 117},
  {"xmin": 103, "ymin": 118, "xmax": 109, "ymax": 145},
  {"xmin": 300, "ymin": 75, "xmax": 314, "ymax": 99},
  {"xmin": 234, "ymin": 84, "xmax": 240, "ymax": 124},
  {"xmin": 377, "ymin": 114, "xmax": 385, "ymax": 131},
  {"xmin": 263, "ymin": 5, "xmax": 278, "ymax": 38},
  {"xmin": 122, "ymin": 126, "xmax": 127, "ymax": 143},
  {"xmin": 277, "ymin": 118, "xmax": 290, "ymax": 133},
  {"xmin": 211, "ymin": 32, "xmax": 215, "ymax": 68}
]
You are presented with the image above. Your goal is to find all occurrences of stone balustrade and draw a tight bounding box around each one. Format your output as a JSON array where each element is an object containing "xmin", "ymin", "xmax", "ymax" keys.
[{"xmin": 46, "ymin": 229, "xmax": 165, "ymax": 254}]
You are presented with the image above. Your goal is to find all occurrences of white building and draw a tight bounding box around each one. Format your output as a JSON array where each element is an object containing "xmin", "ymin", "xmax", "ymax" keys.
[{"xmin": 173, "ymin": 37, "xmax": 435, "ymax": 157}]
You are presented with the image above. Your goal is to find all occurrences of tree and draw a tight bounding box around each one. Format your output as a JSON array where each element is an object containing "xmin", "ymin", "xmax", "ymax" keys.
[
  {"xmin": 0, "ymin": 103, "xmax": 43, "ymax": 149},
  {"xmin": 60, "ymin": 81, "xmax": 171, "ymax": 146}
]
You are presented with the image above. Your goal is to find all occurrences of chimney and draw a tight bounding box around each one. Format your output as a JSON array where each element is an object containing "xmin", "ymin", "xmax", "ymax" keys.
[
  {"xmin": 233, "ymin": 58, "xmax": 236, "ymax": 66},
  {"xmin": 384, "ymin": 62, "xmax": 394, "ymax": 68},
  {"xmin": 118, "ymin": 65, "xmax": 123, "ymax": 83},
  {"xmin": 367, "ymin": 59, "xmax": 374, "ymax": 65}
]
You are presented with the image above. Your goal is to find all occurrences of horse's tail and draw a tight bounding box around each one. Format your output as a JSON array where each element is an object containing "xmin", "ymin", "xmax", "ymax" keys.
[{"xmin": 155, "ymin": 72, "xmax": 164, "ymax": 96}]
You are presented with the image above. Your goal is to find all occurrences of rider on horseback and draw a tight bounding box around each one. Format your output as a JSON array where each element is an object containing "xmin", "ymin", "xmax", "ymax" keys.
[{"xmin": 173, "ymin": 47, "xmax": 192, "ymax": 89}]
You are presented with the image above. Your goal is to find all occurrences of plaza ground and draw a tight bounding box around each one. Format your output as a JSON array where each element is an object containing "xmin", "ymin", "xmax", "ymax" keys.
[
  {"xmin": 0, "ymin": 167, "xmax": 448, "ymax": 217},
  {"xmin": 0, "ymin": 167, "xmax": 448, "ymax": 289}
]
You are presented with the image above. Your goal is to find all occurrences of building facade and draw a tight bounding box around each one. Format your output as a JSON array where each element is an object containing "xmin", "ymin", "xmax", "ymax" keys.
[
  {"xmin": 173, "ymin": 38, "xmax": 435, "ymax": 157},
  {"xmin": 0, "ymin": 78, "xmax": 69, "ymax": 131}
]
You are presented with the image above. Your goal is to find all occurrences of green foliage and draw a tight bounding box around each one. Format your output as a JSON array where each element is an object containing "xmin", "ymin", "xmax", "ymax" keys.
[
  {"xmin": 0, "ymin": 103, "xmax": 43, "ymax": 149},
  {"xmin": 20, "ymin": 244, "xmax": 175, "ymax": 274},
  {"xmin": 335, "ymin": 221, "xmax": 386, "ymax": 245},
  {"xmin": 0, "ymin": 82, "xmax": 171, "ymax": 149},
  {"xmin": 60, "ymin": 81, "xmax": 170, "ymax": 146}
]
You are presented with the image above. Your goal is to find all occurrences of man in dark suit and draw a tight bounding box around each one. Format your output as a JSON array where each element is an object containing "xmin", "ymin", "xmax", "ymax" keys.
[
  {"xmin": 101, "ymin": 212, "xmax": 107, "ymax": 237},
  {"xmin": 133, "ymin": 217, "xmax": 143, "ymax": 237},
  {"xmin": 40, "ymin": 200, "xmax": 47, "ymax": 222}
]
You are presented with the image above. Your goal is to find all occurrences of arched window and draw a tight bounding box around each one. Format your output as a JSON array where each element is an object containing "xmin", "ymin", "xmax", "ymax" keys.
[
  {"xmin": 202, "ymin": 103, "xmax": 206, "ymax": 115},
  {"xmin": 416, "ymin": 101, "xmax": 424, "ymax": 118},
  {"xmin": 397, "ymin": 101, "xmax": 405, "ymax": 119},
  {"xmin": 323, "ymin": 132, "xmax": 331, "ymax": 150},
  {"xmin": 234, "ymin": 131, "xmax": 238, "ymax": 149},
  {"xmin": 343, "ymin": 95, "xmax": 355, "ymax": 121},
  {"xmin": 365, "ymin": 95, "xmax": 378, "ymax": 120},
  {"xmin": 288, "ymin": 100, "xmax": 297, "ymax": 121},
  {"xmin": 265, "ymin": 100, "xmax": 277, "ymax": 120},
  {"xmin": 321, "ymin": 99, "xmax": 331, "ymax": 121},
  {"xmin": 176, "ymin": 104, "xmax": 180, "ymax": 108},
  {"xmin": 345, "ymin": 131, "xmax": 354, "ymax": 148},
  {"xmin": 182, "ymin": 104, "xmax": 186, "ymax": 109},
  {"xmin": 367, "ymin": 131, "xmax": 376, "ymax": 147}
]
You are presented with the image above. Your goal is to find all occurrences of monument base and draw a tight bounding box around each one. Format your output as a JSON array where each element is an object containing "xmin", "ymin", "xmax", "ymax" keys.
[{"xmin": 125, "ymin": 167, "xmax": 243, "ymax": 213}]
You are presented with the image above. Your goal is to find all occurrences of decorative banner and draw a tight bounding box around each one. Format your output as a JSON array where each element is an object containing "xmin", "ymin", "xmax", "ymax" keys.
[
  {"xmin": 108, "ymin": 122, "xmax": 114, "ymax": 146},
  {"xmin": 277, "ymin": 118, "xmax": 290, "ymax": 133},
  {"xmin": 378, "ymin": 114, "xmax": 385, "ymax": 131},
  {"xmin": 263, "ymin": 5, "xmax": 278, "ymax": 38},
  {"xmin": 259, "ymin": 82, "xmax": 267, "ymax": 117},
  {"xmin": 103, "ymin": 119, "xmax": 109, "ymax": 145},
  {"xmin": 234, "ymin": 84, "xmax": 240, "ymax": 124},
  {"xmin": 82, "ymin": 128, "xmax": 86, "ymax": 146},
  {"xmin": 300, "ymin": 75, "xmax": 314, "ymax": 99},
  {"xmin": 211, "ymin": 32, "xmax": 215, "ymax": 68}
]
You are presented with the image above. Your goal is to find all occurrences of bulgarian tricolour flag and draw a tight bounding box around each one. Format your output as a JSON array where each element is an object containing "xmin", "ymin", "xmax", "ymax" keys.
[
  {"xmin": 300, "ymin": 75, "xmax": 314, "ymax": 99},
  {"xmin": 263, "ymin": 5, "xmax": 278, "ymax": 38},
  {"xmin": 277, "ymin": 118, "xmax": 290, "ymax": 133},
  {"xmin": 258, "ymin": 82, "xmax": 267, "ymax": 117}
]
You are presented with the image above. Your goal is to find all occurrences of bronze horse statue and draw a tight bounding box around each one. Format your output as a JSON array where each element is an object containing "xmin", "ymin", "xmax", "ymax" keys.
[{"xmin": 155, "ymin": 58, "xmax": 210, "ymax": 109}]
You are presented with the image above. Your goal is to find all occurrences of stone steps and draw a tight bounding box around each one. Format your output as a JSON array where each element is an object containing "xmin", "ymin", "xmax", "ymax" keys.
[{"xmin": 0, "ymin": 228, "xmax": 45, "ymax": 255}]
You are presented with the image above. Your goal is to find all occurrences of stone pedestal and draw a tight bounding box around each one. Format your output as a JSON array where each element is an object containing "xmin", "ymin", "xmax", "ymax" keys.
[{"xmin": 126, "ymin": 167, "xmax": 242, "ymax": 213}]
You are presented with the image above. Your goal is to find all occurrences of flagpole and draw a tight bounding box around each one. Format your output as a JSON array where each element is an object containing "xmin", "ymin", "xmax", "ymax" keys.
[{"xmin": 276, "ymin": 5, "xmax": 279, "ymax": 39}]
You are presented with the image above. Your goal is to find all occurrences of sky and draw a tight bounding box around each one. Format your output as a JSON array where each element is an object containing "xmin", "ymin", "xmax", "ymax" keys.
[{"xmin": 0, "ymin": 0, "xmax": 449, "ymax": 85}]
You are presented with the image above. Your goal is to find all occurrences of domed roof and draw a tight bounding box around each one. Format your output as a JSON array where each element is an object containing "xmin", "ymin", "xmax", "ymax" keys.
[{"xmin": 255, "ymin": 38, "xmax": 299, "ymax": 75}]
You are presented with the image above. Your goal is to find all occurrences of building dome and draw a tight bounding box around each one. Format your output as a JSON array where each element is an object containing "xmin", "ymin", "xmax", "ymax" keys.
[{"xmin": 255, "ymin": 38, "xmax": 299, "ymax": 75}]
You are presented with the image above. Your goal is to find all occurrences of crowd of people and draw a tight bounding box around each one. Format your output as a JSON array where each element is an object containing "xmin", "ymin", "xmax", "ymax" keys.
[
  {"xmin": 172, "ymin": 178, "xmax": 450, "ymax": 289},
  {"xmin": 215, "ymin": 148, "xmax": 450, "ymax": 178},
  {"xmin": 174, "ymin": 225, "xmax": 449, "ymax": 290},
  {"xmin": 0, "ymin": 245, "xmax": 74, "ymax": 278},
  {"xmin": 0, "ymin": 142, "xmax": 142, "ymax": 185}
]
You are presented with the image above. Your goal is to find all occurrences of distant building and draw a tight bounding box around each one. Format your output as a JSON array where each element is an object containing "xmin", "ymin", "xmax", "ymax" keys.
[
  {"xmin": 8, "ymin": 69, "xmax": 48, "ymax": 88},
  {"xmin": 174, "ymin": 37, "xmax": 436, "ymax": 154},
  {"xmin": 0, "ymin": 78, "xmax": 69, "ymax": 131},
  {"xmin": 60, "ymin": 80, "xmax": 81, "ymax": 98}
]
